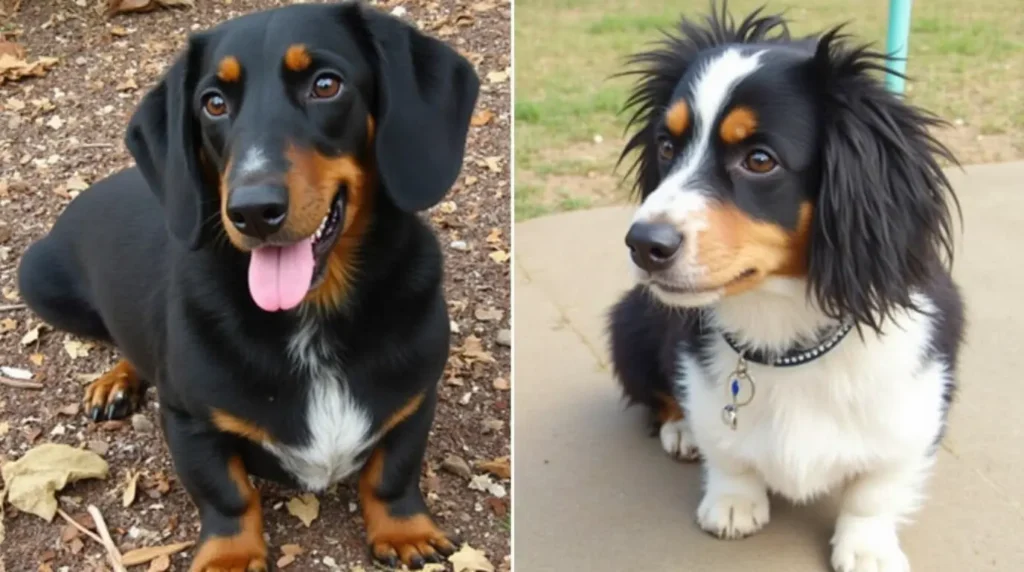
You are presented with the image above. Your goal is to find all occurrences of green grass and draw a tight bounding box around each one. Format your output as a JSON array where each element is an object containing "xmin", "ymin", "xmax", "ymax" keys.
[{"xmin": 514, "ymin": 0, "xmax": 1024, "ymax": 220}]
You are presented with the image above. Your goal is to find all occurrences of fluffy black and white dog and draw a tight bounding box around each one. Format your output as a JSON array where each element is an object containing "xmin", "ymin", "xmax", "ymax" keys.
[{"xmin": 608, "ymin": 7, "xmax": 964, "ymax": 572}]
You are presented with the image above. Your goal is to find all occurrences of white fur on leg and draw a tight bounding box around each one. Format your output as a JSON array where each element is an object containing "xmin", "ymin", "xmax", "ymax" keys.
[
  {"xmin": 697, "ymin": 463, "xmax": 771, "ymax": 539},
  {"xmin": 830, "ymin": 458, "xmax": 933, "ymax": 572},
  {"xmin": 831, "ymin": 514, "xmax": 909, "ymax": 572},
  {"xmin": 659, "ymin": 419, "xmax": 701, "ymax": 462}
]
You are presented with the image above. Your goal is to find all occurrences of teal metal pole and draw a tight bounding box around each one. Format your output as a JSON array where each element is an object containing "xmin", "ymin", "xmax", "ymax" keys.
[{"xmin": 884, "ymin": 0, "xmax": 913, "ymax": 93}]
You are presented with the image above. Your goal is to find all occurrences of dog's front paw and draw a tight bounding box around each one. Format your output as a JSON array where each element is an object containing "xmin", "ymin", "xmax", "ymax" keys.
[
  {"xmin": 367, "ymin": 513, "xmax": 459, "ymax": 570},
  {"xmin": 83, "ymin": 359, "xmax": 143, "ymax": 421},
  {"xmin": 659, "ymin": 419, "xmax": 701, "ymax": 462},
  {"xmin": 697, "ymin": 485, "xmax": 770, "ymax": 539},
  {"xmin": 831, "ymin": 515, "xmax": 909, "ymax": 572}
]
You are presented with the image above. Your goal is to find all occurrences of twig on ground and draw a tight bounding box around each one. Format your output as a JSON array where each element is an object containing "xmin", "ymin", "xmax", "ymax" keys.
[
  {"xmin": 79, "ymin": 143, "xmax": 114, "ymax": 149},
  {"xmin": 0, "ymin": 377, "xmax": 43, "ymax": 390},
  {"xmin": 56, "ymin": 508, "xmax": 105, "ymax": 546},
  {"xmin": 0, "ymin": 304, "xmax": 26, "ymax": 312},
  {"xmin": 87, "ymin": 504, "xmax": 127, "ymax": 572}
]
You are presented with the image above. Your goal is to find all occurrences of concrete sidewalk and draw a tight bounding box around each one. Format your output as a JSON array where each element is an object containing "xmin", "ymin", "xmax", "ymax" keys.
[{"xmin": 513, "ymin": 162, "xmax": 1024, "ymax": 571}]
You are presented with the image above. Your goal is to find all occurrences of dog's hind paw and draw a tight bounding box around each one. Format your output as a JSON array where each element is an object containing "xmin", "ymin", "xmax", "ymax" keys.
[{"xmin": 83, "ymin": 359, "xmax": 143, "ymax": 421}]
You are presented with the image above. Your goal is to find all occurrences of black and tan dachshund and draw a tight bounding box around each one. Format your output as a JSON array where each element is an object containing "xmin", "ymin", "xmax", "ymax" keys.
[{"xmin": 17, "ymin": 2, "xmax": 479, "ymax": 570}]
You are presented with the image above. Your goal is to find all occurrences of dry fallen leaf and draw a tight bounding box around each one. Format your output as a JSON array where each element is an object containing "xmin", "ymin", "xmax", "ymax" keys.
[
  {"xmin": 121, "ymin": 541, "xmax": 194, "ymax": 566},
  {"xmin": 147, "ymin": 555, "xmax": 171, "ymax": 572},
  {"xmin": 459, "ymin": 335, "xmax": 495, "ymax": 364},
  {"xmin": 20, "ymin": 323, "xmax": 44, "ymax": 346},
  {"xmin": 0, "ymin": 317, "xmax": 16, "ymax": 332},
  {"xmin": 485, "ymin": 70, "xmax": 507, "ymax": 84},
  {"xmin": 483, "ymin": 156, "xmax": 502, "ymax": 173},
  {"xmin": 476, "ymin": 456, "xmax": 511, "ymax": 479},
  {"xmin": 0, "ymin": 52, "xmax": 58, "ymax": 86},
  {"xmin": 0, "ymin": 443, "xmax": 108, "ymax": 521},
  {"xmin": 286, "ymin": 493, "xmax": 319, "ymax": 527},
  {"xmin": 63, "ymin": 339, "xmax": 93, "ymax": 359},
  {"xmin": 29, "ymin": 353, "xmax": 44, "ymax": 366},
  {"xmin": 485, "ymin": 228, "xmax": 502, "ymax": 244},
  {"xmin": 470, "ymin": 109, "xmax": 494, "ymax": 126},
  {"xmin": 449, "ymin": 544, "xmax": 495, "ymax": 572},
  {"xmin": 488, "ymin": 250, "xmax": 510, "ymax": 264},
  {"xmin": 123, "ymin": 470, "xmax": 140, "ymax": 507},
  {"xmin": 106, "ymin": 0, "xmax": 195, "ymax": 16},
  {"xmin": 280, "ymin": 544, "xmax": 304, "ymax": 556}
]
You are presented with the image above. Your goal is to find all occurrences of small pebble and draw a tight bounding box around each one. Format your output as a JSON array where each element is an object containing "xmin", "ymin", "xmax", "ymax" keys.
[
  {"xmin": 450, "ymin": 240, "xmax": 469, "ymax": 251},
  {"xmin": 441, "ymin": 454, "xmax": 473, "ymax": 479},
  {"xmin": 496, "ymin": 329, "xmax": 511, "ymax": 347},
  {"xmin": 131, "ymin": 413, "xmax": 155, "ymax": 433}
]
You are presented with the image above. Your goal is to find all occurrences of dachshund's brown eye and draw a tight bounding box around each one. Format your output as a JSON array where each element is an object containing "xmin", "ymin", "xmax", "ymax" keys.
[
  {"xmin": 742, "ymin": 149, "xmax": 777, "ymax": 174},
  {"xmin": 658, "ymin": 138, "xmax": 675, "ymax": 161},
  {"xmin": 310, "ymin": 73, "xmax": 342, "ymax": 100},
  {"xmin": 202, "ymin": 93, "xmax": 228, "ymax": 118}
]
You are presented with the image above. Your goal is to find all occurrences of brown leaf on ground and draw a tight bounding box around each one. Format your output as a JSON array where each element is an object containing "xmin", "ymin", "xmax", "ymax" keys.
[
  {"xmin": 121, "ymin": 541, "xmax": 194, "ymax": 566},
  {"xmin": 470, "ymin": 109, "xmax": 494, "ymax": 126},
  {"xmin": 475, "ymin": 456, "xmax": 510, "ymax": 479},
  {"xmin": 147, "ymin": 554, "xmax": 171, "ymax": 572},
  {"xmin": 458, "ymin": 335, "xmax": 496, "ymax": 364},
  {"xmin": 0, "ymin": 443, "xmax": 109, "ymax": 521},
  {"xmin": 0, "ymin": 52, "xmax": 58, "ymax": 86},
  {"xmin": 106, "ymin": 0, "xmax": 194, "ymax": 16},
  {"xmin": 0, "ymin": 41, "xmax": 24, "ymax": 59},
  {"xmin": 122, "ymin": 470, "xmax": 139, "ymax": 507},
  {"xmin": 449, "ymin": 544, "xmax": 495, "ymax": 572},
  {"xmin": 286, "ymin": 493, "xmax": 319, "ymax": 527}
]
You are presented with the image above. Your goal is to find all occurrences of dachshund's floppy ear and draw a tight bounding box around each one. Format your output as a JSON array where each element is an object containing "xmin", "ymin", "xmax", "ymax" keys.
[
  {"xmin": 357, "ymin": 7, "xmax": 480, "ymax": 212},
  {"xmin": 808, "ymin": 29, "xmax": 959, "ymax": 332},
  {"xmin": 125, "ymin": 36, "xmax": 213, "ymax": 250}
]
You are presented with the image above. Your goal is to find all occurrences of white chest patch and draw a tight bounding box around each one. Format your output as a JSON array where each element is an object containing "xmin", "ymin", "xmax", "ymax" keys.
[
  {"xmin": 678, "ymin": 287, "xmax": 949, "ymax": 503},
  {"xmin": 265, "ymin": 318, "xmax": 374, "ymax": 492}
]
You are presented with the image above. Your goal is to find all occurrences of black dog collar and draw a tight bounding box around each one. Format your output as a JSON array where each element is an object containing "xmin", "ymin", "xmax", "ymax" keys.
[{"xmin": 721, "ymin": 320, "xmax": 854, "ymax": 368}]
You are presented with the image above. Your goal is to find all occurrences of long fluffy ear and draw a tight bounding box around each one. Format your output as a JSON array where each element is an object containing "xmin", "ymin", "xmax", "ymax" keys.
[
  {"xmin": 357, "ymin": 7, "xmax": 480, "ymax": 212},
  {"xmin": 125, "ymin": 36, "xmax": 213, "ymax": 250},
  {"xmin": 808, "ymin": 28, "xmax": 960, "ymax": 332},
  {"xmin": 617, "ymin": 4, "xmax": 791, "ymax": 198}
]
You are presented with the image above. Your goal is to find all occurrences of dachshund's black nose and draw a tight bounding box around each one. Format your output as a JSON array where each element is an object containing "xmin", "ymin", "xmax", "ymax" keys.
[
  {"xmin": 226, "ymin": 185, "xmax": 289, "ymax": 238},
  {"xmin": 625, "ymin": 222, "xmax": 683, "ymax": 272}
]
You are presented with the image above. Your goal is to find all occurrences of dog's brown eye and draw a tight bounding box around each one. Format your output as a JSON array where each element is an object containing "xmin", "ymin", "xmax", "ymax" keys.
[
  {"xmin": 658, "ymin": 138, "xmax": 675, "ymax": 161},
  {"xmin": 203, "ymin": 93, "xmax": 228, "ymax": 118},
  {"xmin": 310, "ymin": 73, "xmax": 342, "ymax": 100},
  {"xmin": 742, "ymin": 150, "xmax": 777, "ymax": 174}
]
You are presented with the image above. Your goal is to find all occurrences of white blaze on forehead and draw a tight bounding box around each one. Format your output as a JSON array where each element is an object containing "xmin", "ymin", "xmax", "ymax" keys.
[
  {"xmin": 634, "ymin": 48, "xmax": 764, "ymax": 227},
  {"xmin": 238, "ymin": 145, "xmax": 269, "ymax": 177}
]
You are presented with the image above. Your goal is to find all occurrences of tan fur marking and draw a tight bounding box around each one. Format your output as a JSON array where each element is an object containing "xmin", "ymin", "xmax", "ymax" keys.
[
  {"xmin": 694, "ymin": 201, "xmax": 812, "ymax": 296},
  {"xmin": 665, "ymin": 100, "xmax": 690, "ymax": 137},
  {"xmin": 189, "ymin": 457, "xmax": 267, "ymax": 571},
  {"xmin": 284, "ymin": 44, "xmax": 312, "ymax": 72},
  {"xmin": 360, "ymin": 449, "xmax": 454, "ymax": 567},
  {"xmin": 217, "ymin": 56, "xmax": 242, "ymax": 83},
  {"xmin": 654, "ymin": 392, "xmax": 684, "ymax": 425},
  {"xmin": 284, "ymin": 145, "xmax": 375, "ymax": 310},
  {"xmin": 211, "ymin": 409, "xmax": 273, "ymax": 443},
  {"xmin": 719, "ymin": 106, "xmax": 758, "ymax": 145}
]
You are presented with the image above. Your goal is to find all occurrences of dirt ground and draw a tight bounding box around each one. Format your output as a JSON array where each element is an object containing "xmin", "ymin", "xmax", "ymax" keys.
[{"xmin": 0, "ymin": 0, "xmax": 511, "ymax": 570}]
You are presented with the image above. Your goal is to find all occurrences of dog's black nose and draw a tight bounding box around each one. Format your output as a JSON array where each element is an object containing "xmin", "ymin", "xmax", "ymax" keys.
[
  {"xmin": 625, "ymin": 222, "xmax": 683, "ymax": 272},
  {"xmin": 226, "ymin": 185, "xmax": 289, "ymax": 238}
]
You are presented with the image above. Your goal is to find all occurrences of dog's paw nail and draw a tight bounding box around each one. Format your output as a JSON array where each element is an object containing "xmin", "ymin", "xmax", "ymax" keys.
[
  {"xmin": 409, "ymin": 554, "xmax": 425, "ymax": 569},
  {"xmin": 89, "ymin": 406, "xmax": 102, "ymax": 421},
  {"xmin": 104, "ymin": 403, "xmax": 117, "ymax": 420},
  {"xmin": 424, "ymin": 552, "xmax": 443, "ymax": 564}
]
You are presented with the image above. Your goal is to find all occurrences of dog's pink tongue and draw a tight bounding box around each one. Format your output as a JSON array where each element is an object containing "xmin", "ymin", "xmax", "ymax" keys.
[{"xmin": 248, "ymin": 239, "xmax": 315, "ymax": 312}]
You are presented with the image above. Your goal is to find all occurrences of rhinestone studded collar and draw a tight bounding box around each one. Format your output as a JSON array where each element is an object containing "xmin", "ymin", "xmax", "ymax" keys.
[{"xmin": 721, "ymin": 320, "xmax": 855, "ymax": 368}]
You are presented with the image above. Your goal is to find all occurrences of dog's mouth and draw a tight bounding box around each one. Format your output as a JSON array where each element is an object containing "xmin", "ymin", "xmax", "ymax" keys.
[
  {"xmin": 649, "ymin": 268, "xmax": 757, "ymax": 296},
  {"xmin": 247, "ymin": 188, "xmax": 347, "ymax": 312}
]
